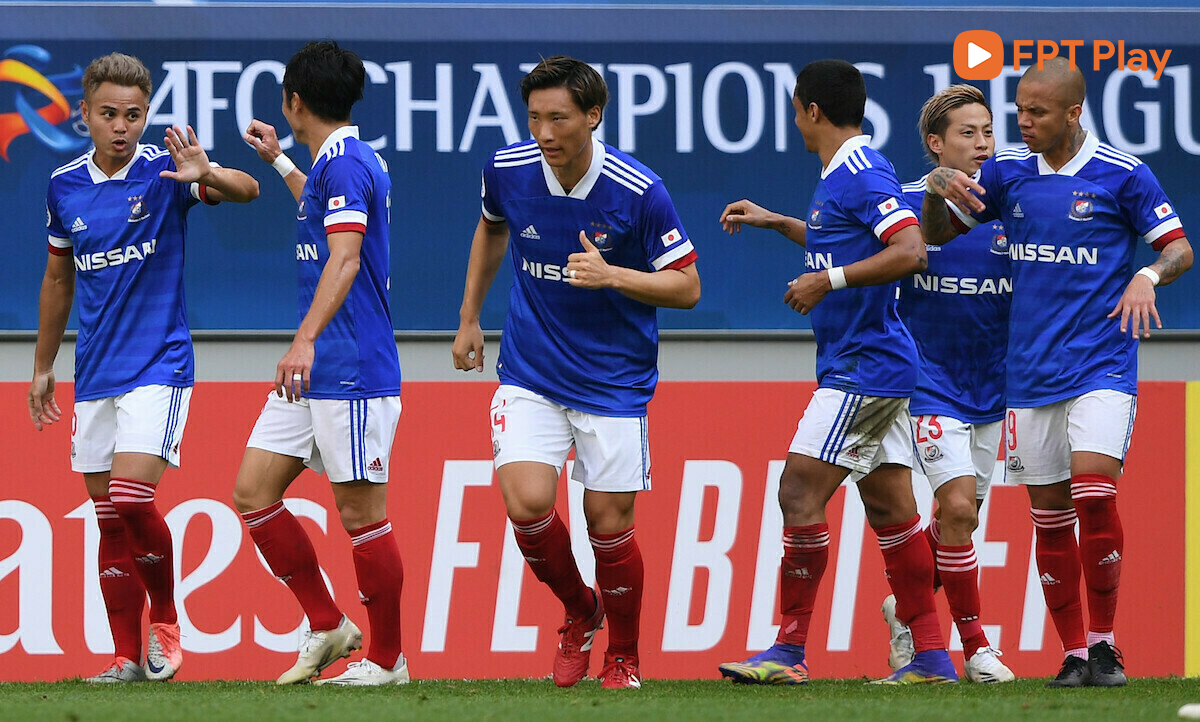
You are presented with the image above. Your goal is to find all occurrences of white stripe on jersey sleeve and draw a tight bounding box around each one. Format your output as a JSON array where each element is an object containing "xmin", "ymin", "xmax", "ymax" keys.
[
  {"xmin": 325, "ymin": 209, "xmax": 368, "ymax": 228},
  {"xmin": 1145, "ymin": 216, "xmax": 1183, "ymax": 244},
  {"xmin": 482, "ymin": 203, "xmax": 504, "ymax": 223},
  {"xmin": 947, "ymin": 199, "xmax": 979, "ymax": 230},
  {"xmin": 601, "ymin": 168, "xmax": 646, "ymax": 196},
  {"xmin": 49, "ymin": 234, "xmax": 71, "ymax": 249},
  {"xmin": 495, "ymin": 156, "xmax": 540, "ymax": 169},
  {"xmin": 872, "ymin": 208, "xmax": 917, "ymax": 239},
  {"xmin": 651, "ymin": 240, "xmax": 695, "ymax": 270}
]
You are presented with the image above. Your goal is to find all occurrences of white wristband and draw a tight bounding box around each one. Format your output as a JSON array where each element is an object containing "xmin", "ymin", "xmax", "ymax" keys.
[
  {"xmin": 272, "ymin": 153, "xmax": 297, "ymax": 178},
  {"xmin": 1136, "ymin": 267, "xmax": 1160, "ymax": 286},
  {"xmin": 828, "ymin": 266, "xmax": 848, "ymax": 291}
]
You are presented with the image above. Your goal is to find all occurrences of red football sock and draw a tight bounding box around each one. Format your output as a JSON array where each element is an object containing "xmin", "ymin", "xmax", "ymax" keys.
[
  {"xmin": 937, "ymin": 542, "xmax": 989, "ymax": 657},
  {"xmin": 925, "ymin": 520, "xmax": 942, "ymax": 590},
  {"xmin": 1031, "ymin": 507, "xmax": 1086, "ymax": 653},
  {"xmin": 1072, "ymin": 474, "xmax": 1123, "ymax": 636},
  {"xmin": 242, "ymin": 501, "xmax": 342, "ymax": 632},
  {"xmin": 350, "ymin": 520, "xmax": 404, "ymax": 669},
  {"xmin": 109, "ymin": 478, "xmax": 176, "ymax": 625},
  {"xmin": 93, "ymin": 496, "xmax": 146, "ymax": 662},
  {"xmin": 875, "ymin": 516, "xmax": 942, "ymax": 653},
  {"xmin": 775, "ymin": 523, "xmax": 829, "ymax": 647},
  {"xmin": 511, "ymin": 510, "xmax": 593, "ymax": 620},
  {"xmin": 591, "ymin": 527, "xmax": 643, "ymax": 659}
]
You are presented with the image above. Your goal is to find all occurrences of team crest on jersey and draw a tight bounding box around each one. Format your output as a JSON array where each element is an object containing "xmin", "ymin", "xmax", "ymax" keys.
[
  {"xmin": 592, "ymin": 232, "xmax": 612, "ymax": 251},
  {"xmin": 808, "ymin": 207, "xmax": 822, "ymax": 229},
  {"xmin": 296, "ymin": 199, "xmax": 307, "ymax": 221},
  {"xmin": 128, "ymin": 196, "xmax": 150, "ymax": 223},
  {"xmin": 1007, "ymin": 455, "xmax": 1025, "ymax": 472},
  {"xmin": 1069, "ymin": 198, "xmax": 1094, "ymax": 222},
  {"xmin": 923, "ymin": 445, "xmax": 943, "ymax": 463},
  {"xmin": 991, "ymin": 225, "xmax": 1009, "ymax": 255}
]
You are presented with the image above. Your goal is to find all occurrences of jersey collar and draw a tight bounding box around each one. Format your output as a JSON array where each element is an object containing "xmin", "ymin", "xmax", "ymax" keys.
[
  {"xmin": 1036, "ymin": 129, "xmax": 1098, "ymax": 177},
  {"xmin": 312, "ymin": 125, "xmax": 360, "ymax": 168},
  {"xmin": 542, "ymin": 136, "xmax": 604, "ymax": 199},
  {"xmin": 821, "ymin": 134, "xmax": 872, "ymax": 180},
  {"xmin": 86, "ymin": 144, "xmax": 144, "ymax": 183}
]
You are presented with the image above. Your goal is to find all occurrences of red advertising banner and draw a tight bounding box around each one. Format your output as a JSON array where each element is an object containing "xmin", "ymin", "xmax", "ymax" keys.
[{"xmin": 0, "ymin": 381, "xmax": 1186, "ymax": 681}]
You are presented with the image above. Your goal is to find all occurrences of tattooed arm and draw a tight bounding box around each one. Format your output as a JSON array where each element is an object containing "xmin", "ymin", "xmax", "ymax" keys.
[
  {"xmin": 719, "ymin": 198, "xmax": 807, "ymax": 247},
  {"xmin": 922, "ymin": 167, "xmax": 987, "ymax": 245},
  {"xmin": 1108, "ymin": 237, "xmax": 1194, "ymax": 339}
]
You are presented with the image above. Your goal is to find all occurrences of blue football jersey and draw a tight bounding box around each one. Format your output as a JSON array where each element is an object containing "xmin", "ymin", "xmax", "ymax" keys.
[
  {"xmin": 46, "ymin": 144, "xmax": 211, "ymax": 401},
  {"xmin": 804, "ymin": 136, "xmax": 920, "ymax": 397},
  {"xmin": 295, "ymin": 126, "xmax": 400, "ymax": 400},
  {"xmin": 950, "ymin": 131, "xmax": 1186, "ymax": 406},
  {"xmin": 900, "ymin": 175, "xmax": 1010, "ymax": 424},
  {"xmin": 481, "ymin": 137, "xmax": 697, "ymax": 416}
]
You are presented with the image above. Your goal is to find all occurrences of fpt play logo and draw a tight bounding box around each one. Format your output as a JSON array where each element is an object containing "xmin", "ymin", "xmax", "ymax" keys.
[
  {"xmin": 953, "ymin": 31, "xmax": 1173, "ymax": 81},
  {"xmin": 0, "ymin": 45, "xmax": 89, "ymax": 161}
]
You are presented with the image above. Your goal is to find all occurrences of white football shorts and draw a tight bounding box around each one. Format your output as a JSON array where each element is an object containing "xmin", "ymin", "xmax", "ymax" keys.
[
  {"xmin": 490, "ymin": 384, "xmax": 651, "ymax": 493},
  {"xmin": 1004, "ymin": 389, "xmax": 1136, "ymax": 486},
  {"xmin": 789, "ymin": 388, "xmax": 914, "ymax": 477},
  {"xmin": 72, "ymin": 384, "xmax": 191, "ymax": 473},
  {"xmin": 246, "ymin": 391, "xmax": 401, "ymax": 483},
  {"xmin": 912, "ymin": 414, "xmax": 1002, "ymax": 499}
]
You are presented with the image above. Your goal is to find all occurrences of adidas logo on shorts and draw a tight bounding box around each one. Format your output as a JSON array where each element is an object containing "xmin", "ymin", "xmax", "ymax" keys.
[
  {"xmin": 1039, "ymin": 572, "xmax": 1061, "ymax": 586},
  {"xmin": 136, "ymin": 553, "xmax": 164, "ymax": 566},
  {"xmin": 98, "ymin": 566, "xmax": 129, "ymax": 578},
  {"xmin": 367, "ymin": 457, "xmax": 384, "ymax": 473}
]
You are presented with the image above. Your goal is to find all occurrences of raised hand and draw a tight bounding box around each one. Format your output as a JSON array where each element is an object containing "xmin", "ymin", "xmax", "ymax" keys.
[{"xmin": 159, "ymin": 125, "xmax": 213, "ymax": 183}]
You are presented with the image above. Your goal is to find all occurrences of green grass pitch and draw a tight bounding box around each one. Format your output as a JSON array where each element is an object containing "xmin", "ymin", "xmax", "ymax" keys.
[{"xmin": 3, "ymin": 678, "xmax": 1200, "ymax": 722}]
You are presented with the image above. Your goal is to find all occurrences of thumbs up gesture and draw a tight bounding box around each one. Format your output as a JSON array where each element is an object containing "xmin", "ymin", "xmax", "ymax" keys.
[{"xmin": 566, "ymin": 231, "xmax": 613, "ymax": 289}]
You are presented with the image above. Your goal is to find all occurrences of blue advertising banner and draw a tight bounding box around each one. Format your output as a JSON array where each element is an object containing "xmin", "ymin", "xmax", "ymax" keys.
[{"xmin": 1, "ymin": 5, "xmax": 1198, "ymax": 330}]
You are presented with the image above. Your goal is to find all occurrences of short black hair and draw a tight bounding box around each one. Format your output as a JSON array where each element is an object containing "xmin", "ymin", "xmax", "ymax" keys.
[
  {"xmin": 283, "ymin": 41, "xmax": 365, "ymax": 123},
  {"xmin": 793, "ymin": 59, "xmax": 866, "ymax": 128},
  {"xmin": 519, "ymin": 55, "xmax": 608, "ymax": 126}
]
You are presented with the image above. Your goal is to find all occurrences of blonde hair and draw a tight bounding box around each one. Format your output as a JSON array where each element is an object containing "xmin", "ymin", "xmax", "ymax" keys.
[
  {"xmin": 917, "ymin": 84, "xmax": 990, "ymax": 164},
  {"xmin": 82, "ymin": 53, "xmax": 152, "ymax": 102}
]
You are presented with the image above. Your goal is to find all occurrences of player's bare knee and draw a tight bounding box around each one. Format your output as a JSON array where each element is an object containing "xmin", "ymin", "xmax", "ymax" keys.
[
  {"xmin": 231, "ymin": 483, "xmax": 271, "ymax": 514},
  {"xmin": 582, "ymin": 492, "xmax": 635, "ymax": 533},
  {"xmin": 940, "ymin": 494, "xmax": 979, "ymax": 536}
]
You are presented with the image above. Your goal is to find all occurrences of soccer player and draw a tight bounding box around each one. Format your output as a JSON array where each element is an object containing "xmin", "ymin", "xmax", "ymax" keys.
[
  {"xmin": 234, "ymin": 41, "xmax": 406, "ymax": 686},
  {"xmin": 716, "ymin": 59, "xmax": 956, "ymax": 685},
  {"xmin": 28, "ymin": 52, "xmax": 259, "ymax": 682},
  {"xmin": 920, "ymin": 57, "xmax": 1193, "ymax": 687},
  {"xmin": 452, "ymin": 55, "xmax": 699, "ymax": 690},
  {"xmin": 878, "ymin": 84, "xmax": 1015, "ymax": 684}
]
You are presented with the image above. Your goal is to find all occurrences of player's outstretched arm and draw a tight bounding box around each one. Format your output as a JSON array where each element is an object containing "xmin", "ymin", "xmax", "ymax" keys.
[
  {"xmin": 922, "ymin": 167, "xmax": 985, "ymax": 245},
  {"xmin": 244, "ymin": 119, "xmax": 306, "ymax": 202},
  {"xmin": 276, "ymin": 230, "xmax": 362, "ymax": 401},
  {"xmin": 160, "ymin": 125, "xmax": 259, "ymax": 203},
  {"xmin": 1107, "ymin": 236, "xmax": 1194, "ymax": 339},
  {"xmin": 719, "ymin": 198, "xmax": 806, "ymax": 247},
  {"xmin": 565, "ymin": 231, "xmax": 700, "ymax": 309},
  {"xmin": 29, "ymin": 252, "xmax": 74, "ymax": 430},
  {"xmin": 783, "ymin": 224, "xmax": 927, "ymax": 315},
  {"xmin": 453, "ymin": 217, "xmax": 510, "ymax": 373}
]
